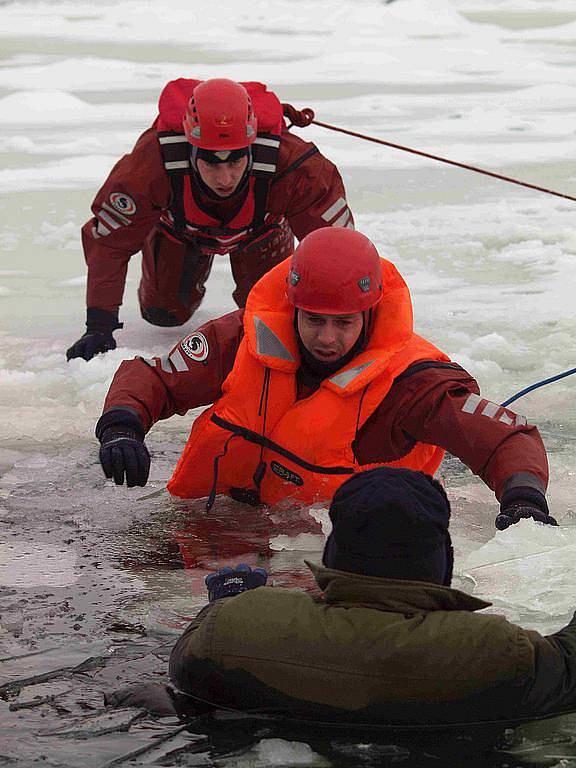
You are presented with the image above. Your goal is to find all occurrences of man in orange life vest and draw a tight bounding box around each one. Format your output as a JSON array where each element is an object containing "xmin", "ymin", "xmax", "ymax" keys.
[
  {"xmin": 96, "ymin": 228, "xmax": 555, "ymax": 530},
  {"xmin": 66, "ymin": 77, "xmax": 353, "ymax": 361}
]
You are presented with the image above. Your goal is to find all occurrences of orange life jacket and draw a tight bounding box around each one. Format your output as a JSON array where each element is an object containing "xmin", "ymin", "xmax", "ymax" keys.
[
  {"xmin": 167, "ymin": 258, "xmax": 450, "ymax": 507},
  {"xmin": 156, "ymin": 78, "xmax": 286, "ymax": 253}
]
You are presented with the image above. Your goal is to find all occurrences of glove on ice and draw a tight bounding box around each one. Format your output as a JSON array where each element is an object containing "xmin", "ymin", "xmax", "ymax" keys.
[
  {"xmin": 495, "ymin": 486, "xmax": 557, "ymax": 530},
  {"xmin": 205, "ymin": 564, "xmax": 268, "ymax": 602},
  {"xmin": 99, "ymin": 425, "xmax": 150, "ymax": 487},
  {"xmin": 66, "ymin": 308, "xmax": 122, "ymax": 361}
]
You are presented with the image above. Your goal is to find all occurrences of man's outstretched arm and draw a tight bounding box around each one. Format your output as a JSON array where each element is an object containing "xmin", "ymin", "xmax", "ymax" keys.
[
  {"xmin": 95, "ymin": 309, "xmax": 245, "ymax": 486},
  {"xmin": 358, "ymin": 362, "xmax": 552, "ymax": 528},
  {"xmin": 400, "ymin": 367, "xmax": 553, "ymax": 528}
]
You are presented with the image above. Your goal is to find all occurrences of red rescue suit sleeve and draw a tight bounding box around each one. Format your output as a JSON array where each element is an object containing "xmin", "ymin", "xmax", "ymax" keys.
[
  {"xmin": 82, "ymin": 122, "xmax": 171, "ymax": 312},
  {"xmin": 269, "ymin": 131, "xmax": 354, "ymax": 240},
  {"xmin": 354, "ymin": 365, "xmax": 548, "ymax": 501},
  {"xmin": 102, "ymin": 309, "xmax": 245, "ymax": 431}
]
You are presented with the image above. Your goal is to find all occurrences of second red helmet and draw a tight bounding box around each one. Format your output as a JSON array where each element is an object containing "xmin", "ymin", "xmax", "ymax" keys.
[
  {"xmin": 183, "ymin": 78, "xmax": 258, "ymax": 150},
  {"xmin": 286, "ymin": 228, "xmax": 383, "ymax": 314}
]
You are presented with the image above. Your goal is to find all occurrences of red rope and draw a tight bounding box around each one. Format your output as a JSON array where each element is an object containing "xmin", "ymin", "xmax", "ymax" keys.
[
  {"xmin": 281, "ymin": 104, "xmax": 576, "ymax": 204},
  {"xmin": 312, "ymin": 118, "xmax": 576, "ymax": 203}
]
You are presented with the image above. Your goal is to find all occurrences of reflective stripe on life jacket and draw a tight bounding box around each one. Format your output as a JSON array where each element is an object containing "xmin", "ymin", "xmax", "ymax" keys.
[
  {"xmin": 167, "ymin": 258, "xmax": 450, "ymax": 507},
  {"xmin": 156, "ymin": 79, "xmax": 285, "ymax": 253}
]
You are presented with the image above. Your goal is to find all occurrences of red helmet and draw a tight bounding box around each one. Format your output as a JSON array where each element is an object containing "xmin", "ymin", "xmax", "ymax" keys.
[
  {"xmin": 183, "ymin": 79, "xmax": 257, "ymax": 150},
  {"xmin": 286, "ymin": 228, "xmax": 383, "ymax": 314}
]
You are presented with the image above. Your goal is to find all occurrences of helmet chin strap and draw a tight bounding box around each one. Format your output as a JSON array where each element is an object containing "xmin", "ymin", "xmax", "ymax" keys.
[
  {"xmin": 189, "ymin": 146, "xmax": 253, "ymax": 201},
  {"xmin": 363, "ymin": 309, "xmax": 374, "ymax": 342}
]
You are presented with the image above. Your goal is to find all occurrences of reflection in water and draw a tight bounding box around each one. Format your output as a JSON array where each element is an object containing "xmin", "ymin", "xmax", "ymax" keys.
[
  {"xmin": 177, "ymin": 710, "xmax": 576, "ymax": 767},
  {"xmin": 120, "ymin": 496, "xmax": 326, "ymax": 598}
]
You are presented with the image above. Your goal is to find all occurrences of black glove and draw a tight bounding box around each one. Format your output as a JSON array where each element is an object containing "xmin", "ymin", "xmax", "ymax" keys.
[
  {"xmin": 495, "ymin": 486, "xmax": 558, "ymax": 531},
  {"xmin": 66, "ymin": 308, "xmax": 122, "ymax": 362},
  {"xmin": 99, "ymin": 425, "xmax": 150, "ymax": 487},
  {"xmin": 205, "ymin": 564, "xmax": 268, "ymax": 603},
  {"xmin": 67, "ymin": 331, "xmax": 116, "ymax": 361}
]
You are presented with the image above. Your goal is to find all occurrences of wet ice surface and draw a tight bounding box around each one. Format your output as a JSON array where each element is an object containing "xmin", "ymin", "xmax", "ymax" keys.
[{"xmin": 2, "ymin": 0, "xmax": 576, "ymax": 765}]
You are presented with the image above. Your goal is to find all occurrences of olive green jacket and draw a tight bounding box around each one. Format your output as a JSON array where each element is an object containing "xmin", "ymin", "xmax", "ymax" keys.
[{"xmin": 169, "ymin": 563, "xmax": 576, "ymax": 725}]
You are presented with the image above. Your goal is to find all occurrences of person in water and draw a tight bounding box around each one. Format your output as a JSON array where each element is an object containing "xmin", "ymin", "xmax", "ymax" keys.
[
  {"xmin": 167, "ymin": 467, "xmax": 574, "ymax": 727},
  {"xmin": 97, "ymin": 227, "xmax": 553, "ymax": 531}
]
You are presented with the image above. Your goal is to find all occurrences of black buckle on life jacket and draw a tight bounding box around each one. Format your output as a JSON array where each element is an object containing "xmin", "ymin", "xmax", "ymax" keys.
[
  {"xmin": 227, "ymin": 460, "xmax": 266, "ymax": 507},
  {"xmin": 229, "ymin": 487, "xmax": 261, "ymax": 507},
  {"xmin": 205, "ymin": 438, "xmax": 266, "ymax": 512}
]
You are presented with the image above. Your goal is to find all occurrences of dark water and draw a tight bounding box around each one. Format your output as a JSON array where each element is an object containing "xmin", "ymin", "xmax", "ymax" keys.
[
  {"xmin": 0, "ymin": 446, "xmax": 318, "ymax": 766},
  {"xmin": 2, "ymin": 446, "xmax": 576, "ymax": 766}
]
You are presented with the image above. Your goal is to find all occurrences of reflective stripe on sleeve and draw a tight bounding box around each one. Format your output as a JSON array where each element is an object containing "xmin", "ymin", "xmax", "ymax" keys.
[
  {"xmin": 169, "ymin": 348, "xmax": 189, "ymax": 373},
  {"xmin": 101, "ymin": 201, "xmax": 131, "ymax": 226},
  {"xmin": 321, "ymin": 196, "xmax": 346, "ymax": 222},
  {"xmin": 332, "ymin": 208, "xmax": 351, "ymax": 228},
  {"xmin": 462, "ymin": 393, "xmax": 481, "ymax": 414},
  {"xmin": 97, "ymin": 210, "xmax": 122, "ymax": 230},
  {"xmin": 148, "ymin": 355, "xmax": 173, "ymax": 373},
  {"xmin": 94, "ymin": 220, "xmax": 111, "ymax": 237},
  {"xmin": 462, "ymin": 394, "xmax": 528, "ymax": 427},
  {"xmin": 160, "ymin": 356, "xmax": 172, "ymax": 374},
  {"xmin": 482, "ymin": 401, "xmax": 499, "ymax": 418}
]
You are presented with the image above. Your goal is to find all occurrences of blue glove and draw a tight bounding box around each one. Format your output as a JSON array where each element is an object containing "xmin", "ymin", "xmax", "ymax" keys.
[
  {"xmin": 495, "ymin": 487, "xmax": 558, "ymax": 531},
  {"xmin": 205, "ymin": 564, "xmax": 268, "ymax": 602}
]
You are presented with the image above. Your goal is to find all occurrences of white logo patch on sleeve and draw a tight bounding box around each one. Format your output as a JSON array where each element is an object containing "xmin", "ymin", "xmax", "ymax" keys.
[
  {"xmin": 109, "ymin": 192, "xmax": 136, "ymax": 215},
  {"xmin": 181, "ymin": 332, "xmax": 209, "ymax": 362}
]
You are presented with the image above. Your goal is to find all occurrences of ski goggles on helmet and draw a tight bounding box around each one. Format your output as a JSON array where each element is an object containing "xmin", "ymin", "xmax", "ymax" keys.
[{"xmin": 195, "ymin": 146, "xmax": 251, "ymax": 165}]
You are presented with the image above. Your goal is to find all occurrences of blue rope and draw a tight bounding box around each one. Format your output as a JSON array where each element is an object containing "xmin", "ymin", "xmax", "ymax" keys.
[{"xmin": 501, "ymin": 367, "xmax": 576, "ymax": 408}]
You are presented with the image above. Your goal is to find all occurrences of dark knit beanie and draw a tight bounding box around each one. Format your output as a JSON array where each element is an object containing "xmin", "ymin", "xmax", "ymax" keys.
[{"xmin": 322, "ymin": 467, "xmax": 453, "ymax": 585}]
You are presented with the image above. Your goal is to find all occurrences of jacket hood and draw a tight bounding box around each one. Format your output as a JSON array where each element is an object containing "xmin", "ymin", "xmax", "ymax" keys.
[
  {"xmin": 306, "ymin": 561, "xmax": 491, "ymax": 614},
  {"xmin": 244, "ymin": 257, "xmax": 416, "ymax": 394}
]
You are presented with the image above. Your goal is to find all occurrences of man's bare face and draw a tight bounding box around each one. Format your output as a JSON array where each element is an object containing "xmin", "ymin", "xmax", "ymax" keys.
[
  {"xmin": 196, "ymin": 156, "xmax": 249, "ymax": 197},
  {"xmin": 297, "ymin": 310, "xmax": 364, "ymax": 362}
]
